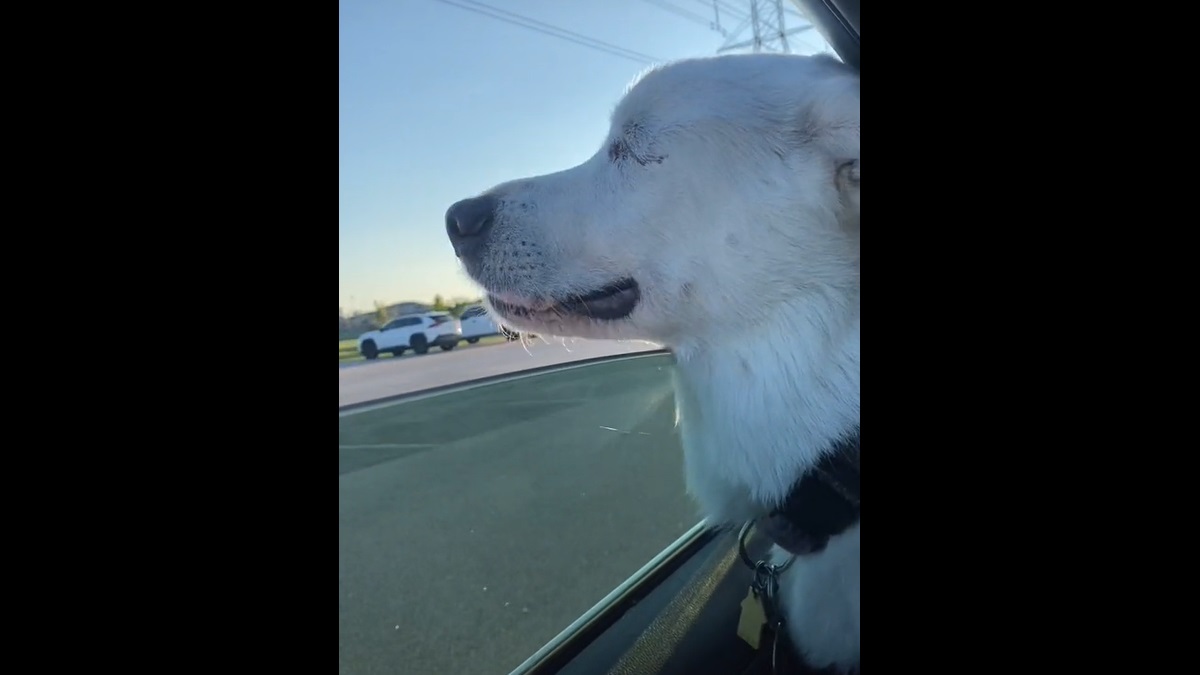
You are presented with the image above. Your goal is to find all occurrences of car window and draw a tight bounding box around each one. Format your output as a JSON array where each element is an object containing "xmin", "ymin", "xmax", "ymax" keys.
[
  {"xmin": 381, "ymin": 319, "xmax": 402, "ymax": 331},
  {"xmin": 340, "ymin": 352, "xmax": 690, "ymax": 674}
]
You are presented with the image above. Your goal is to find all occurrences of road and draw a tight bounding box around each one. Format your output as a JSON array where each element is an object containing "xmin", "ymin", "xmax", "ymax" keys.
[
  {"xmin": 339, "ymin": 345, "xmax": 700, "ymax": 675},
  {"xmin": 339, "ymin": 337, "xmax": 663, "ymax": 407}
]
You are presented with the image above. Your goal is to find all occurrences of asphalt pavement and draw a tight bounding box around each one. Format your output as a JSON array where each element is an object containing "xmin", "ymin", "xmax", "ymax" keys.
[{"xmin": 339, "ymin": 337, "xmax": 663, "ymax": 407}]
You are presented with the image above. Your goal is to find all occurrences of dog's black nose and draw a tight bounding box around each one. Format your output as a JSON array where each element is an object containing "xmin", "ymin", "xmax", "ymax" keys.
[{"xmin": 445, "ymin": 195, "xmax": 499, "ymax": 259}]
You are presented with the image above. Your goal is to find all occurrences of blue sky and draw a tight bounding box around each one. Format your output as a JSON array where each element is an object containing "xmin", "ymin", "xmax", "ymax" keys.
[{"xmin": 339, "ymin": 0, "xmax": 829, "ymax": 315}]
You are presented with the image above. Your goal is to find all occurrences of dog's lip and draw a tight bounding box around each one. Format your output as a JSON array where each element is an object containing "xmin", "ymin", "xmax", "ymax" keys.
[
  {"xmin": 489, "ymin": 279, "xmax": 640, "ymax": 322},
  {"xmin": 487, "ymin": 291, "xmax": 558, "ymax": 312}
]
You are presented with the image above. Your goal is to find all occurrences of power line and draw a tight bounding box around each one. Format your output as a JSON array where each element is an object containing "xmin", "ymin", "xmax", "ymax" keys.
[
  {"xmin": 447, "ymin": 0, "xmax": 659, "ymax": 60},
  {"xmin": 655, "ymin": 1, "xmax": 812, "ymax": 46},
  {"xmin": 690, "ymin": 0, "xmax": 748, "ymax": 20},
  {"xmin": 432, "ymin": 0, "xmax": 662, "ymax": 65},
  {"xmin": 716, "ymin": 0, "xmax": 749, "ymax": 19},
  {"xmin": 690, "ymin": 0, "xmax": 809, "ymax": 27},
  {"xmin": 640, "ymin": 0, "xmax": 719, "ymax": 30}
]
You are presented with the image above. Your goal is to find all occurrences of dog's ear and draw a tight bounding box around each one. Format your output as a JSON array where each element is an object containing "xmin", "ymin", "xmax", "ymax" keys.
[{"xmin": 836, "ymin": 159, "xmax": 859, "ymax": 217}]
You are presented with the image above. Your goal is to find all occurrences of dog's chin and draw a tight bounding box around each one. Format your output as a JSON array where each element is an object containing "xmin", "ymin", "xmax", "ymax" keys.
[{"xmin": 487, "ymin": 278, "xmax": 640, "ymax": 333}]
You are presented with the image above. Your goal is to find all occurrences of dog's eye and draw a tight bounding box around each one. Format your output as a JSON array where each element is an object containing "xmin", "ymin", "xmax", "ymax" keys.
[
  {"xmin": 607, "ymin": 138, "xmax": 664, "ymax": 166},
  {"xmin": 607, "ymin": 140, "xmax": 628, "ymax": 163}
]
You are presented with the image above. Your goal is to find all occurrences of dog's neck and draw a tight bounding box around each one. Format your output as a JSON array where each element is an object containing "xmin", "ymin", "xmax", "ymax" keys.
[{"xmin": 670, "ymin": 290, "xmax": 860, "ymax": 525}]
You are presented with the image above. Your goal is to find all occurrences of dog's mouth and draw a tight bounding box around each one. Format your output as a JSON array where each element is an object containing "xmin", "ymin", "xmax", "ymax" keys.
[{"xmin": 489, "ymin": 278, "xmax": 640, "ymax": 322}]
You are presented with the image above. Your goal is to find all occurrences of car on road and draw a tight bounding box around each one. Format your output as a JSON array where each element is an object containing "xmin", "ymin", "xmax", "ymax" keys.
[
  {"xmin": 459, "ymin": 304, "xmax": 535, "ymax": 342},
  {"xmin": 357, "ymin": 312, "xmax": 462, "ymax": 359},
  {"xmin": 458, "ymin": 304, "xmax": 501, "ymax": 343}
]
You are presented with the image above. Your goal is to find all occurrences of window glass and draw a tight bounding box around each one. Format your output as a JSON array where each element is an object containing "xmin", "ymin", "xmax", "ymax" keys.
[{"xmin": 339, "ymin": 353, "xmax": 692, "ymax": 674}]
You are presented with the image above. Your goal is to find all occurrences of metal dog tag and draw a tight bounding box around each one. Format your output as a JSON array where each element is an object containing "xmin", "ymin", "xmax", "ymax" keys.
[{"xmin": 737, "ymin": 587, "xmax": 768, "ymax": 649}]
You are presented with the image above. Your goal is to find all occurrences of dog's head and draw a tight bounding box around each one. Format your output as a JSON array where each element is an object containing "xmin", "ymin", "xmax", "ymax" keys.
[{"xmin": 445, "ymin": 53, "xmax": 859, "ymax": 347}]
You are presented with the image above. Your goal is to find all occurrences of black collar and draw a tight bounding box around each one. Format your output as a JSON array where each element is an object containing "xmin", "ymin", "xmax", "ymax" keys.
[{"xmin": 759, "ymin": 431, "xmax": 860, "ymax": 556}]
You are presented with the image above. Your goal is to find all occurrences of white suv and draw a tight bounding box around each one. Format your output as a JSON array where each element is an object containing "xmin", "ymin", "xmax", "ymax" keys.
[
  {"xmin": 458, "ymin": 305, "xmax": 500, "ymax": 343},
  {"xmin": 458, "ymin": 304, "xmax": 531, "ymax": 342},
  {"xmin": 357, "ymin": 312, "xmax": 462, "ymax": 359}
]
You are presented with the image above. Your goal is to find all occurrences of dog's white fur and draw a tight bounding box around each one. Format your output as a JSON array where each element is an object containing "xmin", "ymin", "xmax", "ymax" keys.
[{"xmin": 454, "ymin": 53, "xmax": 860, "ymax": 671}]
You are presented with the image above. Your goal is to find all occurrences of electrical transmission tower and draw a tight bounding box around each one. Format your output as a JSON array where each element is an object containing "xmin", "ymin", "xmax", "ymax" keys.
[{"xmin": 706, "ymin": 0, "xmax": 814, "ymax": 54}]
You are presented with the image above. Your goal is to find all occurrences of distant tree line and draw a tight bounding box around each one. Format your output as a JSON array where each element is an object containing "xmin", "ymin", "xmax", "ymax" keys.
[{"xmin": 429, "ymin": 295, "xmax": 483, "ymax": 319}]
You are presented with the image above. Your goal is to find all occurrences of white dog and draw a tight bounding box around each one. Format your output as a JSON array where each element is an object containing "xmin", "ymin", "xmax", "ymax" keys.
[{"xmin": 445, "ymin": 52, "xmax": 860, "ymax": 672}]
